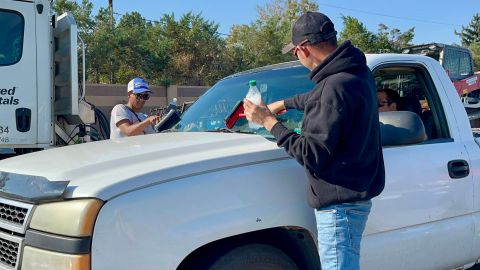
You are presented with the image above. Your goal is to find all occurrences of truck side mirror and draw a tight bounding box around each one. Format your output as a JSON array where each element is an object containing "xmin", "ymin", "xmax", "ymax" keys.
[
  {"xmin": 180, "ymin": 101, "xmax": 195, "ymax": 114},
  {"xmin": 154, "ymin": 110, "xmax": 181, "ymax": 133}
]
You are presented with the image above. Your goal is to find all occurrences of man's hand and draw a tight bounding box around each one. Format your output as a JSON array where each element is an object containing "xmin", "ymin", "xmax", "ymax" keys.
[
  {"xmin": 146, "ymin": 115, "xmax": 161, "ymax": 126},
  {"xmin": 243, "ymin": 99, "xmax": 278, "ymax": 131},
  {"xmin": 267, "ymin": 100, "xmax": 286, "ymax": 115}
]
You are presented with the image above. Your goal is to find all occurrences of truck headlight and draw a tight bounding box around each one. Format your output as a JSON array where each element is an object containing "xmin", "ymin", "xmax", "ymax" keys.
[
  {"xmin": 29, "ymin": 199, "xmax": 103, "ymax": 237},
  {"xmin": 22, "ymin": 246, "xmax": 89, "ymax": 270}
]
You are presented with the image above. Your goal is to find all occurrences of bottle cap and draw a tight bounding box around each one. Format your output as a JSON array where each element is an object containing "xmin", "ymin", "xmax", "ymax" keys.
[{"xmin": 249, "ymin": 80, "xmax": 256, "ymax": 86}]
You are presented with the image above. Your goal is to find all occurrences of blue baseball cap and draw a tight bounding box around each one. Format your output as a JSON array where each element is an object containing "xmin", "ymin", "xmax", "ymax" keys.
[{"xmin": 127, "ymin": 77, "xmax": 152, "ymax": 94}]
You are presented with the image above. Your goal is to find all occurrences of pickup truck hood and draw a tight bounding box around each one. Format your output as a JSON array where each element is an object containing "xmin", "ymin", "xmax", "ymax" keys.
[{"xmin": 0, "ymin": 133, "xmax": 288, "ymax": 200}]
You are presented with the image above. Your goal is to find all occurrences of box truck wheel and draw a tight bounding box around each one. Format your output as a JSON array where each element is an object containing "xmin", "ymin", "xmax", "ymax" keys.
[{"xmin": 208, "ymin": 243, "xmax": 299, "ymax": 270}]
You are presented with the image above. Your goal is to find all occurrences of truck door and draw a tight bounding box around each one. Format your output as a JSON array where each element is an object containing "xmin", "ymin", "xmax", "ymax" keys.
[
  {"xmin": 361, "ymin": 62, "xmax": 475, "ymax": 269},
  {"xmin": 0, "ymin": 2, "xmax": 37, "ymax": 147}
]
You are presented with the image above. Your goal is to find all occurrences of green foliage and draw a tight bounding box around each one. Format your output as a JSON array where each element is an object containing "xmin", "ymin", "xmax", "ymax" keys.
[
  {"xmin": 338, "ymin": 16, "xmax": 375, "ymax": 52},
  {"xmin": 374, "ymin": 24, "xmax": 414, "ymax": 53},
  {"xmin": 456, "ymin": 13, "xmax": 480, "ymax": 47},
  {"xmin": 456, "ymin": 13, "xmax": 480, "ymax": 72},
  {"xmin": 226, "ymin": 0, "xmax": 318, "ymax": 71},
  {"xmin": 53, "ymin": 0, "xmax": 419, "ymax": 86},
  {"xmin": 470, "ymin": 43, "xmax": 480, "ymax": 71},
  {"xmin": 338, "ymin": 16, "xmax": 414, "ymax": 53},
  {"xmin": 87, "ymin": 7, "xmax": 116, "ymax": 83},
  {"xmin": 158, "ymin": 12, "xmax": 227, "ymax": 85},
  {"xmin": 55, "ymin": 0, "xmax": 223, "ymax": 85},
  {"xmin": 52, "ymin": 0, "xmax": 94, "ymax": 37},
  {"xmin": 114, "ymin": 12, "xmax": 170, "ymax": 84}
]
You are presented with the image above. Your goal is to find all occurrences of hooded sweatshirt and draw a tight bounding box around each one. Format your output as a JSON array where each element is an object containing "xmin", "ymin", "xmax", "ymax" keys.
[{"xmin": 270, "ymin": 41, "xmax": 385, "ymax": 209}]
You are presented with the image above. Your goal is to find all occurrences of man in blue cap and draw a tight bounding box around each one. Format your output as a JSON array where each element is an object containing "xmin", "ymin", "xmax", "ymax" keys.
[
  {"xmin": 110, "ymin": 77, "xmax": 160, "ymax": 139},
  {"xmin": 244, "ymin": 11, "xmax": 385, "ymax": 270}
]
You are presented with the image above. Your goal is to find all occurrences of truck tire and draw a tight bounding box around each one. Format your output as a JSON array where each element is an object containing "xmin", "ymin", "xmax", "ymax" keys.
[{"xmin": 208, "ymin": 243, "xmax": 299, "ymax": 270}]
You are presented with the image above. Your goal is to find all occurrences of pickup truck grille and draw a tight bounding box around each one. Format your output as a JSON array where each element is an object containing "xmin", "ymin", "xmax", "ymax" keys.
[
  {"xmin": 0, "ymin": 199, "xmax": 34, "ymax": 270},
  {"xmin": 0, "ymin": 203, "xmax": 28, "ymax": 226},
  {"xmin": 0, "ymin": 231, "xmax": 23, "ymax": 270},
  {"xmin": 0, "ymin": 199, "xmax": 33, "ymax": 234},
  {"xmin": 0, "ymin": 237, "xmax": 20, "ymax": 269}
]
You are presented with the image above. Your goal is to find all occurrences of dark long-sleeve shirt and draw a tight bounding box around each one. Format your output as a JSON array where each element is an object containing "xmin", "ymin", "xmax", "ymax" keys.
[{"xmin": 270, "ymin": 41, "xmax": 385, "ymax": 209}]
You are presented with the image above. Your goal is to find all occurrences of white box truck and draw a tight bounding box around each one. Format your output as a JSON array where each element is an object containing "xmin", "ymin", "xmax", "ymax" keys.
[{"xmin": 0, "ymin": 0, "xmax": 97, "ymax": 157}]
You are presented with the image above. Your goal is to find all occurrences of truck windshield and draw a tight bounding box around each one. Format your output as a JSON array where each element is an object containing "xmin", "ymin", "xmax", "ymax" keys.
[
  {"xmin": 0, "ymin": 10, "xmax": 24, "ymax": 66},
  {"xmin": 171, "ymin": 64, "xmax": 314, "ymax": 139}
]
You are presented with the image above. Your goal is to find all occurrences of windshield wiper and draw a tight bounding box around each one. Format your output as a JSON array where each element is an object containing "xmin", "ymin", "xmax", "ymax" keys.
[
  {"xmin": 159, "ymin": 129, "xmax": 179, "ymax": 133},
  {"xmin": 207, "ymin": 128, "xmax": 255, "ymax": 134}
]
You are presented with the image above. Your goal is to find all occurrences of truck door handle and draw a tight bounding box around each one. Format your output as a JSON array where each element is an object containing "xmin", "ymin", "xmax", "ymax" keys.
[{"xmin": 448, "ymin": 160, "xmax": 469, "ymax": 179}]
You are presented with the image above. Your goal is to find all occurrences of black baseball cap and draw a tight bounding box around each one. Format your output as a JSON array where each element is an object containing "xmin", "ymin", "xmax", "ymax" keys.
[{"xmin": 282, "ymin": 11, "xmax": 337, "ymax": 54}]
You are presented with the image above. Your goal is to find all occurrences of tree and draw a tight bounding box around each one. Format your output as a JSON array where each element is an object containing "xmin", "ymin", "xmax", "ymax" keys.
[
  {"xmin": 52, "ymin": 0, "xmax": 94, "ymax": 37},
  {"xmin": 470, "ymin": 43, "xmax": 480, "ymax": 71},
  {"xmin": 158, "ymin": 12, "xmax": 228, "ymax": 85},
  {"xmin": 338, "ymin": 16, "xmax": 414, "ymax": 53},
  {"xmin": 338, "ymin": 16, "xmax": 375, "ymax": 52},
  {"xmin": 113, "ymin": 12, "xmax": 169, "ymax": 84},
  {"xmin": 374, "ymin": 23, "xmax": 414, "ymax": 53},
  {"xmin": 226, "ymin": 0, "xmax": 318, "ymax": 71},
  {"xmin": 50, "ymin": 0, "xmax": 228, "ymax": 86},
  {"xmin": 456, "ymin": 13, "xmax": 480, "ymax": 47},
  {"xmin": 87, "ymin": 7, "xmax": 116, "ymax": 83},
  {"xmin": 226, "ymin": 16, "xmax": 292, "ymax": 71}
]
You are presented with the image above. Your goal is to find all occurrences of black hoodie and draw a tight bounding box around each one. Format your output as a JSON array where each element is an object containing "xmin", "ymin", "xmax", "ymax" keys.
[{"xmin": 270, "ymin": 41, "xmax": 385, "ymax": 209}]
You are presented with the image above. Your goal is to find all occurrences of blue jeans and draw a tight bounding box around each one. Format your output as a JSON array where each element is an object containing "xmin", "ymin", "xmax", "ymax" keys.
[{"xmin": 315, "ymin": 200, "xmax": 372, "ymax": 270}]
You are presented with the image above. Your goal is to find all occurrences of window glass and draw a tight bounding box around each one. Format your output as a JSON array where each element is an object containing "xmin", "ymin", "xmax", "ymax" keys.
[
  {"xmin": 458, "ymin": 51, "xmax": 472, "ymax": 76},
  {"xmin": 0, "ymin": 10, "xmax": 24, "ymax": 66},
  {"xmin": 374, "ymin": 66, "xmax": 449, "ymax": 141},
  {"xmin": 376, "ymin": 70, "xmax": 425, "ymax": 100},
  {"xmin": 172, "ymin": 65, "xmax": 314, "ymax": 139},
  {"xmin": 443, "ymin": 48, "xmax": 473, "ymax": 79}
]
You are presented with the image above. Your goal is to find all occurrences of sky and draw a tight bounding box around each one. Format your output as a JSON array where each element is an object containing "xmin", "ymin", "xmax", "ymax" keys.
[{"xmin": 89, "ymin": 0, "xmax": 478, "ymax": 45}]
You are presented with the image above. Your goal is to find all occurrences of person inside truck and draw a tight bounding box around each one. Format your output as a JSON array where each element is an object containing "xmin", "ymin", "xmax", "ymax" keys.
[
  {"xmin": 377, "ymin": 88, "xmax": 400, "ymax": 112},
  {"xmin": 109, "ymin": 77, "xmax": 160, "ymax": 139}
]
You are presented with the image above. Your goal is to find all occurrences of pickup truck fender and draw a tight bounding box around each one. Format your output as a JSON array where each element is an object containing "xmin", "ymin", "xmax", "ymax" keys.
[{"xmin": 91, "ymin": 158, "xmax": 318, "ymax": 270}]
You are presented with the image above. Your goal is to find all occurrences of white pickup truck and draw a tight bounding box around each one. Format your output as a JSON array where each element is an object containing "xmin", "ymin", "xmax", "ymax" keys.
[{"xmin": 0, "ymin": 54, "xmax": 478, "ymax": 270}]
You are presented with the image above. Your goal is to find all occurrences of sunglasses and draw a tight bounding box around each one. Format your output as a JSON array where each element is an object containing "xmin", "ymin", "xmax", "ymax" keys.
[
  {"xmin": 135, "ymin": 93, "xmax": 151, "ymax": 101},
  {"xmin": 377, "ymin": 99, "xmax": 393, "ymax": 108},
  {"xmin": 292, "ymin": 39, "xmax": 310, "ymax": 58}
]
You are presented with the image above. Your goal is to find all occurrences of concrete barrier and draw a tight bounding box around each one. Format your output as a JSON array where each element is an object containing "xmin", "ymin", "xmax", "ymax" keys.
[{"xmin": 85, "ymin": 84, "xmax": 209, "ymax": 122}]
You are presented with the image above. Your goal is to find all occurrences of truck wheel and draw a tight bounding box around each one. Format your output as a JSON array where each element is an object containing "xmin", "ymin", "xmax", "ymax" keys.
[{"xmin": 208, "ymin": 243, "xmax": 299, "ymax": 270}]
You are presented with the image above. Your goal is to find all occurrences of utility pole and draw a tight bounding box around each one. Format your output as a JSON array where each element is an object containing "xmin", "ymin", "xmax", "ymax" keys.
[
  {"xmin": 108, "ymin": 0, "xmax": 113, "ymax": 27},
  {"xmin": 108, "ymin": 0, "xmax": 115, "ymax": 84}
]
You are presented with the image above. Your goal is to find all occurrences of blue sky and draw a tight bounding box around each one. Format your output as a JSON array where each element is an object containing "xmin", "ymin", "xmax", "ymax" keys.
[{"xmin": 89, "ymin": 0, "xmax": 477, "ymax": 45}]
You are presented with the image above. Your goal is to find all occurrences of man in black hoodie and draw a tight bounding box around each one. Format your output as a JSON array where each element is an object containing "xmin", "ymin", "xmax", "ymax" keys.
[{"xmin": 244, "ymin": 12, "xmax": 385, "ymax": 270}]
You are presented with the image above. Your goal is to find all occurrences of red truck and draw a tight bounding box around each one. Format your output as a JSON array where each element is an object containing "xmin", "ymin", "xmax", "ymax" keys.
[
  {"xmin": 403, "ymin": 43, "xmax": 479, "ymax": 95},
  {"xmin": 403, "ymin": 43, "xmax": 480, "ymax": 123}
]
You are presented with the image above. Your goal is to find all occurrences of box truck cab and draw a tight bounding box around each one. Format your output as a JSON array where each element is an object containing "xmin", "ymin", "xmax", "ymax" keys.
[{"xmin": 0, "ymin": 0, "xmax": 94, "ymax": 157}]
